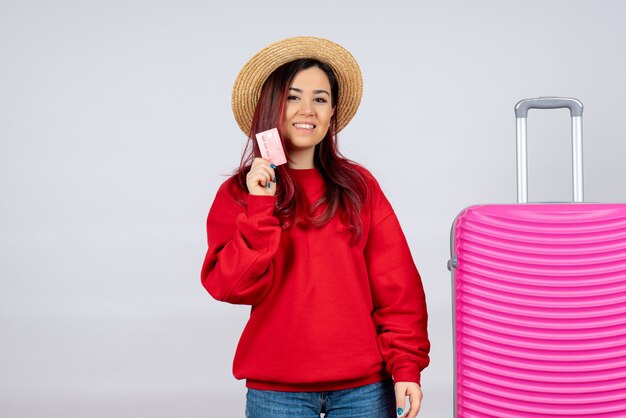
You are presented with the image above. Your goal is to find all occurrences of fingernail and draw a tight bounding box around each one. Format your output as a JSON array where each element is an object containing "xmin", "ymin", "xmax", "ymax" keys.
[
  {"xmin": 270, "ymin": 163, "xmax": 276, "ymax": 169},
  {"xmin": 397, "ymin": 408, "xmax": 404, "ymax": 416},
  {"xmin": 273, "ymin": 176, "xmax": 276, "ymax": 182},
  {"xmin": 266, "ymin": 182, "xmax": 271, "ymax": 189}
]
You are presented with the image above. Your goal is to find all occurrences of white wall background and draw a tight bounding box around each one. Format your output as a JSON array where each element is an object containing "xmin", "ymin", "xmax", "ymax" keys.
[{"xmin": 2, "ymin": 1, "xmax": 626, "ymax": 417}]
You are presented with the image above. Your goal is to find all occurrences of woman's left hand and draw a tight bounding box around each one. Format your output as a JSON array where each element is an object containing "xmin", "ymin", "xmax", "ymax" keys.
[{"xmin": 394, "ymin": 381, "xmax": 422, "ymax": 417}]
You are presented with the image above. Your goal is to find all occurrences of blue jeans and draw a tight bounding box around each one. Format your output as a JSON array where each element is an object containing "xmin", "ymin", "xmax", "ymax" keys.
[{"xmin": 245, "ymin": 379, "xmax": 396, "ymax": 418}]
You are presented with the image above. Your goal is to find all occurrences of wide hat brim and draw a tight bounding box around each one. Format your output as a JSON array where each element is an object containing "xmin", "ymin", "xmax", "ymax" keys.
[{"xmin": 231, "ymin": 36, "xmax": 363, "ymax": 136}]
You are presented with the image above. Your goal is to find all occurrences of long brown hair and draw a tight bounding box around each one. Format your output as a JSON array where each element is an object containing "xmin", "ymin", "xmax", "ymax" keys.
[{"xmin": 233, "ymin": 59, "xmax": 369, "ymax": 243}]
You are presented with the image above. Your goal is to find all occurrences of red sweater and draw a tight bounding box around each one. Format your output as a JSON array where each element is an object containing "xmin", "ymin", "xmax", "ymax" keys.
[{"xmin": 201, "ymin": 166, "xmax": 430, "ymax": 391}]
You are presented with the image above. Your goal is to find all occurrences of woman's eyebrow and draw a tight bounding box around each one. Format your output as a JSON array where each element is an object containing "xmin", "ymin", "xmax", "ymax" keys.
[{"xmin": 289, "ymin": 87, "xmax": 330, "ymax": 96}]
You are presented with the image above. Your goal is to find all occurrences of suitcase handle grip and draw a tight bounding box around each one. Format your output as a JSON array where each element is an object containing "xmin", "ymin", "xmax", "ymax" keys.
[
  {"xmin": 514, "ymin": 97, "xmax": 584, "ymax": 203},
  {"xmin": 515, "ymin": 97, "xmax": 583, "ymax": 119}
]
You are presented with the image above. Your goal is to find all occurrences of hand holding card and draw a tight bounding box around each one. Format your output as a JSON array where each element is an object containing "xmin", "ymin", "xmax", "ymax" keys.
[{"xmin": 255, "ymin": 128, "xmax": 287, "ymax": 166}]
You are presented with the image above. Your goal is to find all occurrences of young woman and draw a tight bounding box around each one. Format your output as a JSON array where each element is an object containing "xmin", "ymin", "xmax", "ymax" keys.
[{"xmin": 201, "ymin": 37, "xmax": 430, "ymax": 418}]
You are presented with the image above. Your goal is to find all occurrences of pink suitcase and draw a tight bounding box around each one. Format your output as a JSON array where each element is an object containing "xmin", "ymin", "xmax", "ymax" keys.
[{"xmin": 448, "ymin": 98, "xmax": 626, "ymax": 417}]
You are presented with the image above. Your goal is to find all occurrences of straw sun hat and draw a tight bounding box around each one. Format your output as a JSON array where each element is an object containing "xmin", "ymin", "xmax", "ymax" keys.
[{"xmin": 231, "ymin": 36, "xmax": 363, "ymax": 136}]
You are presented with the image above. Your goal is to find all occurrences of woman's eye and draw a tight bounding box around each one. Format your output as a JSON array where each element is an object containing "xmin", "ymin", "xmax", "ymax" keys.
[
  {"xmin": 287, "ymin": 95, "xmax": 299, "ymax": 101},
  {"xmin": 314, "ymin": 97, "xmax": 328, "ymax": 103}
]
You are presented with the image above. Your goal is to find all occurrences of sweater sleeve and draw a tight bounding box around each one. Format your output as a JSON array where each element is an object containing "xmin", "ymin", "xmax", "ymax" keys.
[
  {"xmin": 200, "ymin": 180, "xmax": 282, "ymax": 305},
  {"xmin": 364, "ymin": 180, "xmax": 431, "ymax": 385}
]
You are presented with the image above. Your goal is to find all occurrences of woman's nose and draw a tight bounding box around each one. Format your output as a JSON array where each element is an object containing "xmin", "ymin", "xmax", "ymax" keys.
[{"xmin": 297, "ymin": 100, "xmax": 314, "ymax": 115}]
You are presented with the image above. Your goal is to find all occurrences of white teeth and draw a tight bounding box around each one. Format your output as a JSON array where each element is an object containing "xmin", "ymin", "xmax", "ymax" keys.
[{"xmin": 294, "ymin": 123, "xmax": 315, "ymax": 129}]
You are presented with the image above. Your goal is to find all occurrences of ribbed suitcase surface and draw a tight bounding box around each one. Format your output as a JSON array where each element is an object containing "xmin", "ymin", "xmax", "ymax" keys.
[{"xmin": 452, "ymin": 203, "xmax": 626, "ymax": 417}]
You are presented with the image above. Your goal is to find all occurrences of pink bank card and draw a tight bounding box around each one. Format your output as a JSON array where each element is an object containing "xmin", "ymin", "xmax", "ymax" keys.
[{"xmin": 255, "ymin": 128, "xmax": 287, "ymax": 166}]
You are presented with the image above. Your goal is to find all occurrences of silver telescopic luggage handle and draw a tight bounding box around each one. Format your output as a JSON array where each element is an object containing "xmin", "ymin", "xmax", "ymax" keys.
[{"xmin": 514, "ymin": 97, "xmax": 584, "ymax": 204}]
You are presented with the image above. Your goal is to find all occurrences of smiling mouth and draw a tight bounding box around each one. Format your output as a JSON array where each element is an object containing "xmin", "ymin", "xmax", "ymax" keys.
[{"xmin": 293, "ymin": 123, "xmax": 316, "ymax": 129}]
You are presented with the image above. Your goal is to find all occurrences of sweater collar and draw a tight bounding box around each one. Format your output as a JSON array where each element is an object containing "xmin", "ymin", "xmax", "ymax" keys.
[
  {"xmin": 286, "ymin": 166, "xmax": 320, "ymax": 178},
  {"xmin": 285, "ymin": 166, "xmax": 324, "ymax": 187}
]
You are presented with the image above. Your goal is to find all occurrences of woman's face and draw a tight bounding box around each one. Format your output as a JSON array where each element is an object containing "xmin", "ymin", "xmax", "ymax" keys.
[{"xmin": 282, "ymin": 66, "xmax": 335, "ymax": 155}]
